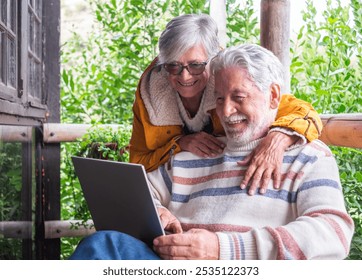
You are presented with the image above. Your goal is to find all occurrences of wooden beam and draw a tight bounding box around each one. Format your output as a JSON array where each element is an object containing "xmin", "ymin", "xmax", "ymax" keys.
[
  {"xmin": 41, "ymin": 114, "xmax": 362, "ymax": 149},
  {"xmin": 44, "ymin": 220, "xmax": 95, "ymax": 239},
  {"xmin": 0, "ymin": 221, "xmax": 32, "ymax": 239},
  {"xmin": 320, "ymin": 114, "xmax": 362, "ymax": 149},
  {"xmin": 260, "ymin": 0, "xmax": 291, "ymax": 93},
  {"xmin": 43, "ymin": 123, "xmax": 122, "ymax": 143},
  {"xmin": 0, "ymin": 220, "xmax": 95, "ymax": 239},
  {"xmin": 0, "ymin": 125, "xmax": 33, "ymax": 142}
]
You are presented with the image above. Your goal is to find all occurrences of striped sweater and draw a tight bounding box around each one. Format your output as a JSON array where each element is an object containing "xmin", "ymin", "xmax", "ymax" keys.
[{"xmin": 147, "ymin": 138, "xmax": 354, "ymax": 260}]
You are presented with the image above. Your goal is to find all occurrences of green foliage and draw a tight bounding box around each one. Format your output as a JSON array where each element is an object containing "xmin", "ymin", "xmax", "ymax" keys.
[
  {"xmin": 60, "ymin": 0, "xmax": 362, "ymax": 259},
  {"xmin": 335, "ymin": 147, "xmax": 362, "ymax": 259},
  {"xmin": 76, "ymin": 125, "xmax": 131, "ymax": 162},
  {"xmin": 0, "ymin": 142, "xmax": 23, "ymax": 259},
  {"xmin": 226, "ymin": 0, "xmax": 260, "ymax": 46},
  {"xmin": 290, "ymin": 0, "xmax": 362, "ymax": 113},
  {"xmin": 290, "ymin": 0, "xmax": 362, "ymax": 259}
]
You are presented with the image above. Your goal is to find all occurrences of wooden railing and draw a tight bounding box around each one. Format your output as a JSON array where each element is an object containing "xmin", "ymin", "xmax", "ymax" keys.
[
  {"xmin": 41, "ymin": 114, "xmax": 362, "ymax": 147},
  {"xmin": 319, "ymin": 113, "xmax": 362, "ymax": 149},
  {"xmin": 1, "ymin": 113, "xmax": 361, "ymax": 239}
]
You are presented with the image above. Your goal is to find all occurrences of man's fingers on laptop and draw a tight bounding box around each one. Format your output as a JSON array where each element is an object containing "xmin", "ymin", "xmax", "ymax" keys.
[
  {"xmin": 153, "ymin": 230, "xmax": 218, "ymax": 260},
  {"xmin": 165, "ymin": 222, "xmax": 183, "ymax": 234},
  {"xmin": 158, "ymin": 207, "xmax": 182, "ymax": 233}
]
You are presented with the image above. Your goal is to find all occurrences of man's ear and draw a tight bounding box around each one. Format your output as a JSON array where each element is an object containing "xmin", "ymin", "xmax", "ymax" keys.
[{"xmin": 269, "ymin": 84, "xmax": 281, "ymax": 109}]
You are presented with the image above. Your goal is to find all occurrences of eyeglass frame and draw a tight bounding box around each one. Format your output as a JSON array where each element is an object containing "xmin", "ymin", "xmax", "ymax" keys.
[{"xmin": 163, "ymin": 61, "xmax": 208, "ymax": 75}]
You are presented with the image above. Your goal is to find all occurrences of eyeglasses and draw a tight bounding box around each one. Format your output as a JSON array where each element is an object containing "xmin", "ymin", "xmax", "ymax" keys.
[{"xmin": 163, "ymin": 62, "xmax": 208, "ymax": 75}]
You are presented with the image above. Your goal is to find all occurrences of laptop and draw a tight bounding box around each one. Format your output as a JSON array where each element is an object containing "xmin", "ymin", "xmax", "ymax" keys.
[{"xmin": 71, "ymin": 156, "xmax": 165, "ymax": 246}]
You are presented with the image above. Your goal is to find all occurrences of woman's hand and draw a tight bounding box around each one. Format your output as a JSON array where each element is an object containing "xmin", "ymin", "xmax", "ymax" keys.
[
  {"xmin": 238, "ymin": 132, "xmax": 298, "ymax": 195},
  {"xmin": 158, "ymin": 207, "xmax": 183, "ymax": 234},
  {"xmin": 177, "ymin": 132, "xmax": 225, "ymax": 157}
]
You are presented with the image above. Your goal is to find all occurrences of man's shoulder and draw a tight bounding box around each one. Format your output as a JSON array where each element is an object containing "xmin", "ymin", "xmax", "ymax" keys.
[{"xmin": 296, "ymin": 139, "xmax": 334, "ymax": 158}]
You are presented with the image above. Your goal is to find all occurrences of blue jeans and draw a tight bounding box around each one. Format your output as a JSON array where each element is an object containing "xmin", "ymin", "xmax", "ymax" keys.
[{"xmin": 69, "ymin": 231, "xmax": 161, "ymax": 260}]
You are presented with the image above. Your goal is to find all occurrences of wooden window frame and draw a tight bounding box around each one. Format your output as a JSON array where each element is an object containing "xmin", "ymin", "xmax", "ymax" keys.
[{"xmin": 0, "ymin": 0, "xmax": 48, "ymax": 125}]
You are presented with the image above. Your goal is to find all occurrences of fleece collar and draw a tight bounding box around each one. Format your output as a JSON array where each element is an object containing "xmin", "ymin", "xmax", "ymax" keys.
[{"xmin": 140, "ymin": 66, "xmax": 216, "ymax": 131}]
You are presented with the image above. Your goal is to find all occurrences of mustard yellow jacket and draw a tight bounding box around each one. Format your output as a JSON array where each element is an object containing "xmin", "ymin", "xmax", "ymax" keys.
[{"xmin": 130, "ymin": 59, "xmax": 323, "ymax": 172}]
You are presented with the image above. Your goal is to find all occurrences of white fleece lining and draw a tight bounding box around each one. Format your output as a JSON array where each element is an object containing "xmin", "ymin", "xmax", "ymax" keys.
[{"xmin": 176, "ymin": 92, "xmax": 210, "ymax": 133}]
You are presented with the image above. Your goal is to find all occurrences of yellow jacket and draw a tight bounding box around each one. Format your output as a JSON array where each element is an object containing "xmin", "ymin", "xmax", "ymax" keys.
[{"xmin": 130, "ymin": 59, "xmax": 323, "ymax": 172}]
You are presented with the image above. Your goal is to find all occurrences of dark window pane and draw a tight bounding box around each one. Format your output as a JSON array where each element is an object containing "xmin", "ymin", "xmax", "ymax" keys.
[
  {"xmin": 28, "ymin": 11, "xmax": 33, "ymax": 51},
  {"xmin": 35, "ymin": 20, "xmax": 41, "ymax": 57},
  {"xmin": 35, "ymin": 62, "xmax": 41, "ymax": 99},
  {"xmin": 1, "ymin": 0, "xmax": 7, "ymax": 24},
  {"xmin": 27, "ymin": 0, "xmax": 42, "ymax": 102},
  {"xmin": 10, "ymin": 0, "xmax": 16, "ymax": 33},
  {"xmin": 0, "ymin": 31, "xmax": 3, "ymax": 83},
  {"xmin": 28, "ymin": 58, "xmax": 34, "ymax": 96},
  {"xmin": 35, "ymin": 0, "xmax": 42, "ymax": 16},
  {"xmin": 8, "ymin": 37, "xmax": 16, "ymax": 88},
  {"xmin": 1, "ymin": 31, "xmax": 6, "ymax": 84}
]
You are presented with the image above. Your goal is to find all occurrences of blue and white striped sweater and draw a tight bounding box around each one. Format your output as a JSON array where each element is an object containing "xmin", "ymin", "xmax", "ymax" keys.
[{"xmin": 147, "ymin": 138, "xmax": 354, "ymax": 259}]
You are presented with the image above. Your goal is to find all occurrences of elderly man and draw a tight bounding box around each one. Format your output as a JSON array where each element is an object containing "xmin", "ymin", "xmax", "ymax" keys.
[{"xmin": 70, "ymin": 44, "xmax": 354, "ymax": 260}]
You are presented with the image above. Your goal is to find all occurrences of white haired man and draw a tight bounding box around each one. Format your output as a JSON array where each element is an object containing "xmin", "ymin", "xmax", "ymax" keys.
[{"xmin": 70, "ymin": 44, "xmax": 353, "ymax": 260}]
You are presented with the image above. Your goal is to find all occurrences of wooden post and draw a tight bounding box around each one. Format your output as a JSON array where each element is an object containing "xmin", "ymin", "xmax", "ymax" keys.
[
  {"xmin": 36, "ymin": 0, "xmax": 61, "ymax": 260},
  {"xmin": 210, "ymin": 0, "xmax": 228, "ymax": 48},
  {"xmin": 260, "ymin": 0, "xmax": 291, "ymax": 93}
]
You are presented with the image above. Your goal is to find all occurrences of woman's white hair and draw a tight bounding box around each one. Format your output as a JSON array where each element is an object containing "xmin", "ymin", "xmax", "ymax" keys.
[
  {"xmin": 158, "ymin": 14, "xmax": 220, "ymax": 64},
  {"xmin": 210, "ymin": 44, "xmax": 285, "ymax": 94}
]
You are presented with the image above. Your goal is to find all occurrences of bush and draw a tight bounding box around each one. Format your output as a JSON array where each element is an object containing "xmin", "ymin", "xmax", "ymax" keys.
[{"xmin": 290, "ymin": 0, "xmax": 362, "ymax": 259}]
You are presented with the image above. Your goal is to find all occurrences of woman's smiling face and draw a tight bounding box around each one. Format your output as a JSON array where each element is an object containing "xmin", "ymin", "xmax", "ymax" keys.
[{"xmin": 166, "ymin": 44, "xmax": 210, "ymax": 101}]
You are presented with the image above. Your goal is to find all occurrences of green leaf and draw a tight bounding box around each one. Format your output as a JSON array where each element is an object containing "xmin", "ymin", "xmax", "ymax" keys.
[
  {"xmin": 329, "ymin": 68, "xmax": 346, "ymax": 76},
  {"xmin": 62, "ymin": 70, "xmax": 69, "ymax": 85},
  {"xmin": 356, "ymin": 172, "xmax": 362, "ymax": 182},
  {"xmin": 316, "ymin": 89, "xmax": 329, "ymax": 96}
]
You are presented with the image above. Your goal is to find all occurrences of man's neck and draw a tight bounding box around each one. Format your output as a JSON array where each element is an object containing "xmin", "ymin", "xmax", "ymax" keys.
[{"xmin": 225, "ymin": 137, "xmax": 264, "ymax": 152}]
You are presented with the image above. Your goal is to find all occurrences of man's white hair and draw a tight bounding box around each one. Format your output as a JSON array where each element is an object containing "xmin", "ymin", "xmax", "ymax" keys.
[{"xmin": 210, "ymin": 43, "xmax": 285, "ymax": 94}]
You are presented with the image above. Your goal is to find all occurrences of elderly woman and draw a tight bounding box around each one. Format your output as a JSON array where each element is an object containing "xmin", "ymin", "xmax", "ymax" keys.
[{"xmin": 130, "ymin": 14, "xmax": 322, "ymax": 194}]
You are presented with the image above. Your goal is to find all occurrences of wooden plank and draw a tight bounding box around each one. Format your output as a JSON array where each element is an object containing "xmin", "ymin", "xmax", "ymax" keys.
[
  {"xmin": 0, "ymin": 125, "xmax": 33, "ymax": 142},
  {"xmin": 320, "ymin": 114, "xmax": 362, "ymax": 149},
  {"xmin": 43, "ymin": 123, "xmax": 122, "ymax": 143},
  {"xmin": 0, "ymin": 99, "xmax": 46, "ymax": 119},
  {"xmin": 44, "ymin": 220, "xmax": 95, "ymax": 239},
  {"xmin": 1, "ymin": 219, "xmax": 93, "ymax": 239},
  {"xmin": 41, "ymin": 113, "xmax": 362, "ymax": 149},
  {"xmin": 0, "ymin": 221, "xmax": 32, "ymax": 239}
]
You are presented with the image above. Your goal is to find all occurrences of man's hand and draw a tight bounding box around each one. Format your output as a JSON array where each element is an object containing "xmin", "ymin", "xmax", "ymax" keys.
[
  {"xmin": 238, "ymin": 131, "xmax": 298, "ymax": 195},
  {"xmin": 177, "ymin": 132, "xmax": 225, "ymax": 157},
  {"xmin": 158, "ymin": 207, "xmax": 183, "ymax": 234},
  {"xmin": 153, "ymin": 228, "xmax": 219, "ymax": 260}
]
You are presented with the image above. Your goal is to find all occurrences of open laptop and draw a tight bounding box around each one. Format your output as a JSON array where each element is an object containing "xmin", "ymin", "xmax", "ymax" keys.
[{"xmin": 71, "ymin": 156, "xmax": 165, "ymax": 246}]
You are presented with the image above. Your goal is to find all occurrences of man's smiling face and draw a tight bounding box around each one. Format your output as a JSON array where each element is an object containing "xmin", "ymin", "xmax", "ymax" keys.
[{"xmin": 214, "ymin": 66, "xmax": 273, "ymax": 145}]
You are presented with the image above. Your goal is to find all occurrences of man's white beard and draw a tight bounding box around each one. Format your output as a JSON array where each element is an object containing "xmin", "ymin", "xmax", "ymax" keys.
[{"xmin": 223, "ymin": 109, "xmax": 277, "ymax": 147}]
